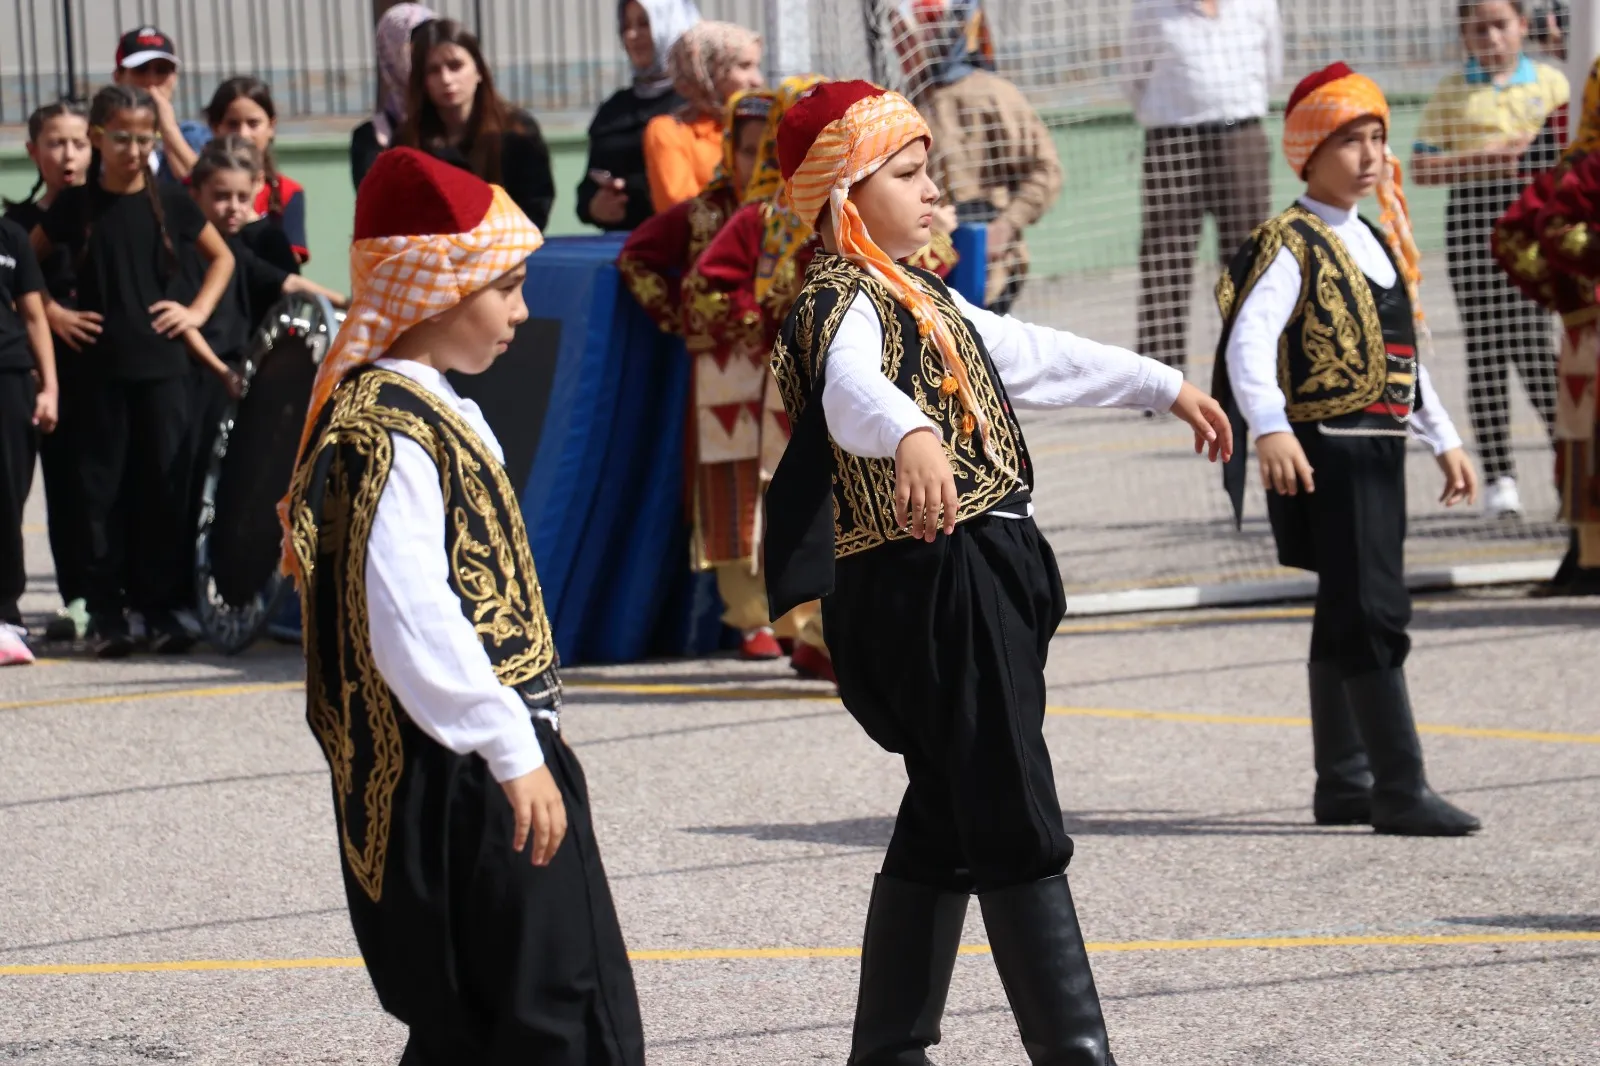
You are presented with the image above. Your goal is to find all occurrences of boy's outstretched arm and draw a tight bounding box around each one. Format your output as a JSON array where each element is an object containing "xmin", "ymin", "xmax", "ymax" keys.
[{"xmin": 949, "ymin": 290, "xmax": 1231, "ymax": 461}]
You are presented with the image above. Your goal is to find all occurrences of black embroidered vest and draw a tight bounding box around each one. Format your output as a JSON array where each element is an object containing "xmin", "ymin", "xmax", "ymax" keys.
[
  {"xmin": 764, "ymin": 254, "xmax": 1031, "ymax": 616},
  {"xmin": 285, "ymin": 366, "xmax": 558, "ymax": 903},
  {"xmin": 1212, "ymin": 205, "xmax": 1424, "ymax": 522}
]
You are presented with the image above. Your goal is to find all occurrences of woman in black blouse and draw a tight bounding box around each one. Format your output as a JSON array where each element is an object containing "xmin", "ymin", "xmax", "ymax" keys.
[
  {"xmin": 577, "ymin": 0, "xmax": 701, "ymax": 231},
  {"xmin": 402, "ymin": 19, "xmax": 556, "ymax": 229}
]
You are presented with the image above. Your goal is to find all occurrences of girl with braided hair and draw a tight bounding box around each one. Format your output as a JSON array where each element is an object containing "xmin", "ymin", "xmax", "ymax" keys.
[{"xmin": 29, "ymin": 83, "xmax": 235, "ymax": 658}]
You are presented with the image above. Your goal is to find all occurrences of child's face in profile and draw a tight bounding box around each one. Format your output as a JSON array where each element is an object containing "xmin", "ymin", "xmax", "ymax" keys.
[
  {"xmin": 429, "ymin": 263, "xmax": 530, "ymax": 375},
  {"xmin": 196, "ymin": 167, "xmax": 256, "ymax": 236},
  {"xmin": 1305, "ymin": 116, "xmax": 1387, "ymax": 209},
  {"xmin": 1462, "ymin": 1, "xmax": 1527, "ymax": 74},
  {"xmin": 848, "ymin": 138, "xmax": 940, "ymax": 260}
]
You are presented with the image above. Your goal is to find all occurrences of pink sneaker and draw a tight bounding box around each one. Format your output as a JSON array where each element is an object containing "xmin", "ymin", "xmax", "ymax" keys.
[{"xmin": 0, "ymin": 624, "xmax": 35, "ymax": 666}]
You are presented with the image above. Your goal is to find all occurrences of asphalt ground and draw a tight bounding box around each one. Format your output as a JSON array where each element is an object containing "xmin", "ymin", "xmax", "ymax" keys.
[{"xmin": 3, "ymin": 478, "xmax": 1598, "ymax": 1065}]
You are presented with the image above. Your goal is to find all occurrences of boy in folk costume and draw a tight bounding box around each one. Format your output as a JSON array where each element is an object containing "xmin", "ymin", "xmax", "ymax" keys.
[
  {"xmin": 764, "ymin": 81, "xmax": 1231, "ymax": 1066},
  {"xmin": 281, "ymin": 148, "xmax": 644, "ymax": 1064},
  {"xmin": 1495, "ymin": 55, "xmax": 1600, "ymax": 593},
  {"xmin": 682, "ymin": 75, "xmax": 959, "ymax": 681},
  {"xmin": 1213, "ymin": 64, "xmax": 1481, "ymax": 836}
]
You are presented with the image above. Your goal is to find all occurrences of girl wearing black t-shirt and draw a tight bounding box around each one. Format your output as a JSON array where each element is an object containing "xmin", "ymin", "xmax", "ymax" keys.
[
  {"xmin": 31, "ymin": 84, "xmax": 236, "ymax": 658},
  {"xmin": 3, "ymin": 100, "xmax": 92, "ymax": 641}
]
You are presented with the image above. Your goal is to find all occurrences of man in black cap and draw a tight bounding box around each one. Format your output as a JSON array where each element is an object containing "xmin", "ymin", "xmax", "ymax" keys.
[{"xmin": 112, "ymin": 26, "xmax": 210, "ymax": 183}]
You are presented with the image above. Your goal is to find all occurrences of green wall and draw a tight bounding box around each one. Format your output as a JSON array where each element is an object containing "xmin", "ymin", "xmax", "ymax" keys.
[{"xmin": 0, "ymin": 111, "xmax": 1449, "ymax": 295}]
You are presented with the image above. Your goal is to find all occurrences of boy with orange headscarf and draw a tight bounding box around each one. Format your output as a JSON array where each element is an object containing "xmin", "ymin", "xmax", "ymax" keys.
[
  {"xmin": 764, "ymin": 79, "xmax": 1230, "ymax": 1066},
  {"xmin": 281, "ymin": 148, "xmax": 644, "ymax": 1064},
  {"xmin": 1212, "ymin": 63, "xmax": 1481, "ymax": 838}
]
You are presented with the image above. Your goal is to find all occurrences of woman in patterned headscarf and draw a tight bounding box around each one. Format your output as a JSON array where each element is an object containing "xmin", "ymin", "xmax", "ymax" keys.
[
  {"xmin": 349, "ymin": 2, "xmax": 439, "ymax": 189},
  {"xmin": 640, "ymin": 19, "xmax": 763, "ymax": 212}
]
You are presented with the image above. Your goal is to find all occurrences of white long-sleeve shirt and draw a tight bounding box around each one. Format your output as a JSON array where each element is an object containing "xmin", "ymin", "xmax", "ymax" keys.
[
  {"xmin": 1123, "ymin": 0, "xmax": 1283, "ymax": 127},
  {"xmin": 820, "ymin": 288, "xmax": 1185, "ymax": 460},
  {"xmin": 1223, "ymin": 196, "xmax": 1463, "ymax": 455},
  {"xmin": 363, "ymin": 357, "xmax": 547, "ymax": 784}
]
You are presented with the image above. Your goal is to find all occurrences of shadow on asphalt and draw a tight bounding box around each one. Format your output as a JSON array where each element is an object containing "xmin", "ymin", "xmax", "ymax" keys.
[{"xmin": 686, "ymin": 811, "xmax": 1344, "ymax": 845}]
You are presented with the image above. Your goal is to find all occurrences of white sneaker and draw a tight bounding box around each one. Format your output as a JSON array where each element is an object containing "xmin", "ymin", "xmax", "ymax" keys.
[
  {"xmin": 0, "ymin": 623, "xmax": 35, "ymax": 666},
  {"xmin": 1483, "ymin": 476, "xmax": 1523, "ymax": 518}
]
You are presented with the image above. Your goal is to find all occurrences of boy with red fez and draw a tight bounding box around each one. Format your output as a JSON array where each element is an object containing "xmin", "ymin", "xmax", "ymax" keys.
[
  {"xmin": 281, "ymin": 148, "xmax": 644, "ymax": 1065},
  {"xmin": 765, "ymin": 79, "xmax": 1231, "ymax": 1066},
  {"xmin": 1494, "ymin": 56, "xmax": 1600, "ymax": 593},
  {"xmin": 681, "ymin": 75, "xmax": 959, "ymax": 681},
  {"xmin": 1213, "ymin": 63, "xmax": 1481, "ymax": 837}
]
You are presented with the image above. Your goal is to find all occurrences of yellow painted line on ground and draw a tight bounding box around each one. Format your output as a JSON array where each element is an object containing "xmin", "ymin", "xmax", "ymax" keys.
[
  {"xmin": 4, "ymin": 677, "xmax": 1592, "ymax": 745},
  {"xmin": 0, "ymin": 680, "xmax": 302, "ymax": 713},
  {"xmin": 5, "ymin": 931, "xmax": 1597, "ymax": 977}
]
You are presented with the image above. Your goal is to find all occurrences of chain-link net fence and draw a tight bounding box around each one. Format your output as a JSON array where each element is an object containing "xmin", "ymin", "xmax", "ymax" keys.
[{"xmin": 804, "ymin": 0, "xmax": 1568, "ymax": 604}]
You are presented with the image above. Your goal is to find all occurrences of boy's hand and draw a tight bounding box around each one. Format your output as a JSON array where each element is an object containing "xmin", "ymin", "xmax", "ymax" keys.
[
  {"xmin": 1168, "ymin": 381, "xmax": 1234, "ymax": 463},
  {"xmin": 1257, "ymin": 431, "xmax": 1315, "ymax": 496},
  {"xmin": 150, "ymin": 300, "xmax": 205, "ymax": 338},
  {"xmin": 501, "ymin": 765, "xmax": 567, "ymax": 867},
  {"xmin": 32, "ymin": 387, "xmax": 58, "ymax": 433},
  {"xmin": 1435, "ymin": 447, "xmax": 1477, "ymax": 507},
  {"xmin": 894, "ymin": 426, "xmax": 958, "ymax": 542},
  {"xmin": 47, "ymin": 304, "xmax": 102, "ymax": 350}
]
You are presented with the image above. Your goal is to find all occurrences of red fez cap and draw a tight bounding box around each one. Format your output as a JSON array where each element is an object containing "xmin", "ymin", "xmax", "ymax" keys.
[
  {"xmin": 1286, "ymin": 62, "xmax": 1355, "ymax": 120},
  {"xmin": 777, "ymin": 79, "xmax": 888, "ymax": 182},
  {"xmin": 353, "ymin": 147, "xmax": 495, "ymax": 242}
]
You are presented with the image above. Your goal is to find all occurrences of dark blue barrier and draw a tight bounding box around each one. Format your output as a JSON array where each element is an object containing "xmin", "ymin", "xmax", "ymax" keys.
[
  {"xmin": 947, "ymin": 224, "xmax": 989, "ymax": 308},
  {"xmin": 450, "ymin": 234, "xmax": 725, "ymax": 664}
]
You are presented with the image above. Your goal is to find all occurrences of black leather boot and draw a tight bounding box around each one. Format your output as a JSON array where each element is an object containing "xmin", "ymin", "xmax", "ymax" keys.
[
  {"xmin": 1308, "ymin": 661, "xmax": 1373, "ymax": 825},
  {"xmin": 848, "ymin": 875, "xmax": 970, "ymax": 1065},
  {"xmin": 979, "ymin": 874, "xmax": 1114, "ymax": 1066},
  {"xmin": 1343, "ymin": 668, "xmax": 1481, "ymax": 836}
]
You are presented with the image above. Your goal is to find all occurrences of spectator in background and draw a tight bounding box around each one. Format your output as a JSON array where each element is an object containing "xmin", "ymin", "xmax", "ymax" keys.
[
  {"xmin": 112, "ymin": 25, "xmax": 209, "ymax": 184},
  {"xmin": 350, "ymin": 3, "xmax": 439, "ymax": 190},
  {"xmin": 1412, "ymin": 0, "xmax": 1568, "ymax": 518},
  {"xmin": 894, "ymin": 0, "xmax": 1061, "ymax": 312},
  {"xmin": 206, "ymin": 77, "xmax": 309, "ymax": 271},
  {"xmin": 642, "ymin": 21, "xmax": 763, "ymax": 213},
  {"xmin": 578, "ymin": 0, "xmax": 701, "ymax": 232},
  {"xmin": 1124, "ymin": 0, "xmax": 1282, "ymax": 372},
  {"xmin": 402, "ymin": 19, "xmax": 556, "ymax": 230},
  {"xmin": 3, "ymin": 101, "xmax": 92, "ymax": 643}
]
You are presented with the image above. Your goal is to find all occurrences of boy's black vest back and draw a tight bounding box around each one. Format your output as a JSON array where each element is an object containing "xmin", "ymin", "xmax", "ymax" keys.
[{"xmin": 764, "ymin": 253, "xmax": 1032, "ymax": 616}]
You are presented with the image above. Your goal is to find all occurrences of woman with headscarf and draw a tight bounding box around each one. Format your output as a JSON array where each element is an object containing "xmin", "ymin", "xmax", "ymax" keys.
[
  {"xmin": 349, "ymin": 2, "xmax": 438, "ymax": 190},
  {"xmin": 578, "ymin": 0, "xmax": 700, "ymax": 231},
  {"xmin": 640, "ymin": 20, "xmax": 763, "ymax": 213}
]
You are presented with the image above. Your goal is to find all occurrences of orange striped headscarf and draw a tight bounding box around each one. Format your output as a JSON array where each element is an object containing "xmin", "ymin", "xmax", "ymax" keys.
[
  {"xmin": 778, "ymin": 80, "xmax": 1003, "ymax": 460},
  {"xmin": 1283, "ymin": 64, "xmax": 1426, "ymax": 339},
  {"xmin": 278, "ymin": 148, "xmax": 544, "ymax": 581}
]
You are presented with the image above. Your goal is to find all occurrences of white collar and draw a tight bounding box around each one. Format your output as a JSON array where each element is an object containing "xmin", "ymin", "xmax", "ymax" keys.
[
  {"xmin": 373, "ymin": 356, "xmax": 462, "ymax": 406},
  {"xmin": 1297, "ymin": 194, "xmax": 1360, "ymax": 228}
]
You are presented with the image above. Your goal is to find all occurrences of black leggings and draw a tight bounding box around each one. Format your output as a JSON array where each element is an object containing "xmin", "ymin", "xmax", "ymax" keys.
[
  {"xmin": 0, "ymin": 370, "xmax": 36, "ymax": 624},
  {"xmin": 1446, "ymin": 183, "xmax": 1558, "ymax": 482},
  {"xmin": 78, "ymin": 375, "xmax": 192, "ymax": 618}
]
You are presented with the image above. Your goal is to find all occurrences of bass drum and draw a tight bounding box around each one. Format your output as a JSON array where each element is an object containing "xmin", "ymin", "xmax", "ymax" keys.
[{"xmin": 195, "ymin": 293, "xmax": 344, "ymax": 653}]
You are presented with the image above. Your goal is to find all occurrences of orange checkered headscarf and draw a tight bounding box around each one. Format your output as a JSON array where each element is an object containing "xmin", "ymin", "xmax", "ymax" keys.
[
  {"xmin": 1284, "ymin": 63, "xmax": 1427, "ymax": 340},
  {"xmin": 778, "ymin": 80, "xmax": 1006, "ymax": 464},
  {"xmin": 278, "ymin": 147, "xmax": 544, "ymax": 579}
]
